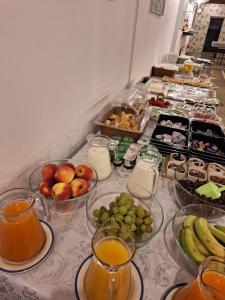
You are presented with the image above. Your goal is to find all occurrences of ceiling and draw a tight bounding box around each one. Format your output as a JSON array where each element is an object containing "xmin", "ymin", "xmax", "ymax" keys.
[{"xmin": 208, "ymin": 0, "xmax": 225, "ymax": 4}]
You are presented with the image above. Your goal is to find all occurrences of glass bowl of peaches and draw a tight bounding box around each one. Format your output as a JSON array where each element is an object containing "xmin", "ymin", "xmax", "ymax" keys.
[{"xmin": 29, "ymin": 159, "xmax": 98, "ymax": 213}]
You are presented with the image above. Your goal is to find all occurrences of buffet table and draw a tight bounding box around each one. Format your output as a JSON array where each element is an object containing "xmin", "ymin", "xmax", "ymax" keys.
[
  {"xmin": 0, "ymin": 142, "xmax": 194, "ymax": 300},
  {"xmin": 0, "ymin": 71, "xmax": 221, "ymax": 299}
]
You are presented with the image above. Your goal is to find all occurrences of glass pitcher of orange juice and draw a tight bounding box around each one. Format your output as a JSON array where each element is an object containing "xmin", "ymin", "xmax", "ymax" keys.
[
  {"xmin": 172, "ymin": 256, "xmax": 225, "ymax": 300},
  {"xmin": 84, "ymin": 226, "xmax": 136, "ymax": 300},
  {"xmin": 0, "ymin": 188, "xmax": 48, "ymax": 264}
]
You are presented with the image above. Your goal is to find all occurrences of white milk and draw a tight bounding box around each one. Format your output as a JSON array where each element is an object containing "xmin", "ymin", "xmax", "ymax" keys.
[
  {"xmin": 87, "ymin": 146, "xmax": 112, "ymax": 181},
  {"xmin": 127, "ymin": 158, "xmax": 158, "ymax": 199}
]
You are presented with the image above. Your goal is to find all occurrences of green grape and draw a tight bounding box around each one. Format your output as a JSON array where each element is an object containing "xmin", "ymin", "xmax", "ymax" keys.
[
  {"xmin": 136, "ymin": 207, "xmax": 145, "ymax": 218},
  {"xmin": 110, "ymin": 222, "xmax": 120, "ymax": 230},
  {"xmin": 135, "ymin": 217, "xmax": 143, "ymax": 226},
  {"xmin": 124, "ymin": 215, "xmax": 133, "ymax": 225},
  {"xmin": 144, "ymin": 217, "xmax": 153, "ymax": 225},
  {"xmin": 119, "ymin": 206, "xmax": 128, "ymax": 216},
  {"xmin": 134, "ymin": 205, "xmax": 138, "ymax": 212},
  {"xmin": 126, "ymin": 201, "xmax": 131, "ymax": 210},
  {"xmin": 140, "ymin": 224, "xmax": 147, "ymax": 232},
  {"xmin": 145, "ymin": 209, "xmax": 151, "ymax": 217},
  {"xmin": 146, "ymin": 225, "xmax": 153, "ymax": 233},
  {"xmin": 129, "ymin": 207, "xmax": 136, "ymax": 213},
  {"xmin": 100, "ymin": 212, "xmax": 109, "ymax": 222},
  {"xmin": 93, "ymin": 209, "xmax": 101, "ymax": 218},
  {"xmin": 100, "ymin": 206, "xmax": 107, "ymax": 213},
  {"xmin": 127, "ymin": 210, "xmax": 134, "ymax": 217},
  {"xmin": 115, "ymin": 214, "xmax": 124, "ymax": 222},
  {"xmin": 121, "ymin": 223, "xmax": 129, "ymax": 231},
  {"xmin": 118, "ymin": 199, "xmax": 126, "ymax": 206},
  {"xmin": 116, "ymin": 196, "xmax": 120, "ymax": 203},
  {"xmin": 119, "ymin": 230, "xmax": 129, "ymax": 241},
  {"xmin": 109, "ymin": 202, "xmax": 115, "ymax": 209},
  {"xmin": 127, "ymin": 194, "xmax": 134, "ymax": 203},
  {"xmin": 112, "ymin": 206, "xmax": 119, "ymax": 214},
  {"xmin": 130, "ymin": 223, "xmax": 136, "ymax": 232}
]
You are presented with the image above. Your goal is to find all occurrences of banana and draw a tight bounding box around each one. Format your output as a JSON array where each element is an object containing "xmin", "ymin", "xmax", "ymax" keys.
[
  {"xmin": 179, "ymin": 228, "xmax": 190, "ymax": 256},
  {"xmin": 195, "ymin": 218, "xmax": 225, "ymax": 258},
  {"xmin": 215, "ymin": 225, "xmax": 225, "ymax": 234},
  {"xmin": 183, "ymin": 215, "xmax": 210, "ymax": 256},
  {"xmin": 209, "ymin": 224, "xmax": 225, "ymax": 244},
  {"xmin": 182, "ymin": 227, "xmax": 206, "ymax": 263}
]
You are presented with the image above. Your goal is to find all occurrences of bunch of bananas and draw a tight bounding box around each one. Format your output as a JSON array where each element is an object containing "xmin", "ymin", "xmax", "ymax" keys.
[{"xmin": 179, "ymin": 215, "xmax": 225, "ymax": 264}]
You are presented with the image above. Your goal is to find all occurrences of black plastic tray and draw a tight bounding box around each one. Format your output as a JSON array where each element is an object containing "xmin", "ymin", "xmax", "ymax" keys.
[
  {"xmin": 189, "ymin": 150, "xmax": 225, "ymax": 165},
  {"xmin": 151, "ymin": 139, "xmax": 188, "ymax": 153},
  {"xmin": 150, "ymin": 140, "xmax": 188, "ymax": 157},
  {"xmin": 190, "ymin": 120, "xmax": 225, "ymax": 138},
  {"xmin": 190, "ymin": 132, "xmax": 225, "ymax": 161},
  {"xmin": 150, "ymin": 144, "xmax": 176, "ymax": 157},
  {"xmin": 157, "ymin": 114, "xmax": 190, "ymax": 131},
  {"xmin": 151, "ymin": 125, "xmax": 189, "ymax": 149}
]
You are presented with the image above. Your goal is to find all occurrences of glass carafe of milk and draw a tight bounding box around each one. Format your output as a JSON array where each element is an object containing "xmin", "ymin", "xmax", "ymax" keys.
[
  {"xmin": 127, "ymin": 147, "xmax": 161, "ymax": 199},
  {"xmin": 86, "ymin": 135, "xmax": 112, "ymax": 181}
]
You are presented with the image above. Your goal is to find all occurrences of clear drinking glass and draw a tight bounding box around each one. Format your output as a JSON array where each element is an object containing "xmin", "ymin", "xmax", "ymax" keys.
[
  {"xmin": 0, "ymin": 188, "xmax": 47, "ymax": 264},
  {"xmin": 84, "ymin": 226, "xmax": 135, "ymax": 300}
]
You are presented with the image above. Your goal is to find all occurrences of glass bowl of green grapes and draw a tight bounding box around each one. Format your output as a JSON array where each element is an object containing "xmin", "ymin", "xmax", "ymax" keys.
[{"xmin": 86, "ymin": 181, "xmax": 164, "ymax": 248}]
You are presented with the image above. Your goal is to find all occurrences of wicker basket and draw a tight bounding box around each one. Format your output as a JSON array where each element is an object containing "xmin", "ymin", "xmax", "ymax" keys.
[{"xmin": 94, "ymin": 104, "xmax": 149, "ymax": 141}]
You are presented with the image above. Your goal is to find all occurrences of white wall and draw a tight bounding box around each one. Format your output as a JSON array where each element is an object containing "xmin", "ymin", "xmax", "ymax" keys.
[
  {"xmin": 0, "ymin": 0, "xmax": 181, "ymax": 190},
  {"xmin": 130, "ymin": 0, "xmax": 181, "ymax": 83}
]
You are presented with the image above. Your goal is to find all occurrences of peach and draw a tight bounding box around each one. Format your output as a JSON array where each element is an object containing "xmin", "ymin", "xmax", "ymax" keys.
[
  {"xmin": 75, "ymin": 164, "xmax": 93, "ymax": 180},
  {"xmin": 51, "ymin": 182, "xmax": 72, "ymax": 200},
  {"xmin": 42, "ymin": 164, "xmax": 58, "ymax": 180},
  {"xmin": 71, "ymin": 178, "xmax": 89, "ymax": 197},
  {"xmin": 39, "ymin": 178, "xmax": 55, "ymax": 198},
  {"xmin": 54, "ymin": 165, "xmax": 75, "ymax": 183}
]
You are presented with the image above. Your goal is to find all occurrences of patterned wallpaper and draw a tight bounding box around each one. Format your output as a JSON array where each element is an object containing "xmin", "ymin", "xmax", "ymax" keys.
[{"xmin": 189, "ymin": 4, "xmax": 225, "ymax": 55}]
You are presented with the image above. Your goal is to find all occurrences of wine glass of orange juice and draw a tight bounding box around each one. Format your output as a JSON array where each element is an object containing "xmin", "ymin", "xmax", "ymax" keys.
[
  {"xmin": 0, "ymin": 188, "xmax": 48, "ymax": 264},
  {"xmin": 172, "ymin": 256, "xmax": 225, "ymax": 300},
  {"xmin": 84, "ymin": 226, "xmax": 136, "ymax": 300}
]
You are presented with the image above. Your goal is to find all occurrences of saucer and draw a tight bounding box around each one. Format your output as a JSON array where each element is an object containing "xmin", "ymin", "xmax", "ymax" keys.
[
  {"xmin": 161, "ymin": 283, "xmax": 187, "ymax": 300},
  {"xmin": 75, "ymin": 255, "xmax": 144, "ymax": 300},
  {"xmin": 0, "ymin": 220, "xmax": 54, "ymax": 274}
]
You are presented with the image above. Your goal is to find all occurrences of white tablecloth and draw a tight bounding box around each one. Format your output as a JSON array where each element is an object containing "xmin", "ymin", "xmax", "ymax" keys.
[{"xmin": 0, "ymin": 147, "xmax": 194, "ymax": 300}]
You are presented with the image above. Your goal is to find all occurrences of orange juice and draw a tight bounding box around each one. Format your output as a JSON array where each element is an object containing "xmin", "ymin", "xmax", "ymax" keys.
[
  {"xmin": 84, "ymin": 238, "xmax": 131, "ymax": 300},
  {"xmin": 202, "ymin": 271, "xmax": 225, "ymax": 300},
  {"xmin": 173, "ymin": 271, "xmax": 225, "ymax": 300},
  {"xmin": 0, "ymin": 200, "xmax": 46, "ymax": 263}
]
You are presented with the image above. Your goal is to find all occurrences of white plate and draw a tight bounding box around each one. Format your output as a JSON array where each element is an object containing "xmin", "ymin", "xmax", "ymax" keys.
[
  {"xmin": 75, "ymin": 255, "xmax": 144, "ymax": 300},
  {"xmin": 0, "ymin": 220, "xmax": 54, "ymax": 273},
  {"xmin": 161, "ymin": 283, "xmax": 187, "ymax": 300}
]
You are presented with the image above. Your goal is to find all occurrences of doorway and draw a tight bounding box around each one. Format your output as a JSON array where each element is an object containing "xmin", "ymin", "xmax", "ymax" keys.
[{"xmin": 203, "ymin": 17, "xmax": 224, "ymax": 52}]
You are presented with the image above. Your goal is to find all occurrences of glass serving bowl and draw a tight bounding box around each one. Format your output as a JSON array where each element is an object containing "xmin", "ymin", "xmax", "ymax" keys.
[
  {"xmin": 29, "ymin": 159, "xmax": 98, "ymax": 213},
  {"xmin": 174, "ymin": 164, "xmax": 225, "ymax": 211},
  {"xmin": 172, "ymin": 204, "xmax": 225, "ymax": 275},
  {"xmin": 86, "ymin": 182, "xmax": 164, "ymax": 248}
]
